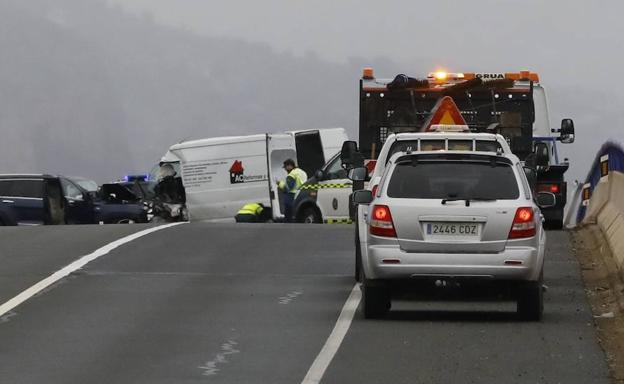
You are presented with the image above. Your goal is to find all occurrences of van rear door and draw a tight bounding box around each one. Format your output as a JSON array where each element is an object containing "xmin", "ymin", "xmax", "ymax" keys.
[
  {"xmin": 267, "ymin": 134, "xmax": 297, "ymax": 220},
  {"xmin": 294, "ymin": 130, "xmax": 325, "ymax": 176}
]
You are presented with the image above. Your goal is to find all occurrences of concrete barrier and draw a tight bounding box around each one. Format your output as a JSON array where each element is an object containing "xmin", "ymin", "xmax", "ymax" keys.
[{"xmin": 591, "ymin": 172, "xmax": 624, "ymax": 268}]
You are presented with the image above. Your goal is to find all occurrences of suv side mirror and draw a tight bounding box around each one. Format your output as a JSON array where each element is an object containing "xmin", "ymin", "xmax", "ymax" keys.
[
  {"xmin": 352, "ymin": 190, "xmax": 373, "ymax": 205},
  {"xmin": 348, "ymin": 167, "xmax": 367, "ymax": 181},
  {"xmin": 314, "ymin": 169, "xmax": 325, "ymax": 180},
  {"xmin": 536, "ymin": 192, "xmax": 556, "ymax": 209},
  {"xmin": 560, "ymin": 118, "xmax": 575, "ymax": 144},
  {"xmin": 534, "ymin": 142, "xmax": 549, "ymax": 167}
]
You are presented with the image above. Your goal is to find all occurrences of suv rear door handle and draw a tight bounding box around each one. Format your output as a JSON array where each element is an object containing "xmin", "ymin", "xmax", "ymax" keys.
[{"xmin": 2, "ymin": 200, "xmax": 14, "ymax": 204}]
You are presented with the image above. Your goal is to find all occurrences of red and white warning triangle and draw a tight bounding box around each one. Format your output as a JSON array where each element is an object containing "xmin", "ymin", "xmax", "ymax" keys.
[{"xmin": 421, "ymin": 96, "xmax": 467, "ymax": 131}]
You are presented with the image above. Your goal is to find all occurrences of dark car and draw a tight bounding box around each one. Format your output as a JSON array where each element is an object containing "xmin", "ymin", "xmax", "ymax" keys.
[
  {"xmin": 0, "ymin": 175, "xmax": 65, "ymax": 226},
  {"xmin": 0, "ymin": 174, "xmax": 147, "ymax": 226},
  {"xmin": 60, "ymin": 176, "xmax": 148, "ymax": 224},
  {"xmin": 117, "ymin": 175, "xmax": 156, "ymax": 201}
]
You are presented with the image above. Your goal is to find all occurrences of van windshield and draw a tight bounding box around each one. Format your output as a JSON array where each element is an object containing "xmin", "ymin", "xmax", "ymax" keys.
[{"xmin": 387, "ymin": 160, "xmax": 519, "ymax": 200}]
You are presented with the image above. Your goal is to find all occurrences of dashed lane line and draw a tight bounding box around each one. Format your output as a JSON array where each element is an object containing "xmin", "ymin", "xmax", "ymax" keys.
[
  {"xmin": 0, "ymin": 222, "xmax": 185, "ymax": 318},
  {"xmin": 301, "ymin": 284, "xmax": 361, "ymax": 384}
]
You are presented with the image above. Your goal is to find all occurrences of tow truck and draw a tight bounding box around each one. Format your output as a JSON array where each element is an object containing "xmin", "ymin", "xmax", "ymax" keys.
[{"xmin": 350, "ymin": 68, "xmax": 575, "ymax": 228}]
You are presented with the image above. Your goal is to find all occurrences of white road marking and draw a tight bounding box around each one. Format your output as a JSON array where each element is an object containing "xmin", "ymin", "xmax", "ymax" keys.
[
  {"xmin": 0, "ymin": 222, "xmax": 185, "ymax": 318},
  {"xmin": 279, "ymin": 290, "xmax": 303, "ymax": 304},
  {"xmin": 198, "ymin": 339, "xmax": 240, "ymax": 376},
  {"xmin": 301, "ymin": 284, "xmax": 361, "ymax": 384}
]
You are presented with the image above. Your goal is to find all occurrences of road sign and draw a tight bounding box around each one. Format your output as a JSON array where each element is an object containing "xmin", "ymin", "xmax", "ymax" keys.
[{"xmin": 422, "ymin": 96, "xmax": 467, "ymax": 131}]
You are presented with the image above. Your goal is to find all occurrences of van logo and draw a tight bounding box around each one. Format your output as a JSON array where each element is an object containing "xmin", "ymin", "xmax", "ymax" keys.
[
  {"xmin": 230, "ymin": 160, "xmax": 245, "ymax": 184},
  {"xmin": 229, "ymin": 160, "xmax": 268, "ymax": 184}
]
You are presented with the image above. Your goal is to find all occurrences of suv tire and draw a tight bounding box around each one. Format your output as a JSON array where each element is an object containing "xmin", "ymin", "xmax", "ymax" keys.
[
  {"xmin": 517, "ymin": 273, "xmax": 544, "ymax": 321},
  {"xmin": 355, "ymin": 221, "xmax": 362, "ymax": 282},
  {"xmin": 361, "ymin": 273, "xmax": 390, "ymax": 319}
]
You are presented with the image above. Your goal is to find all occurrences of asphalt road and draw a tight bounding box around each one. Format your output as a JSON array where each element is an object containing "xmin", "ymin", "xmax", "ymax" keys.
[{"xmin": 0, "ymin": 224, "xmax": 612, "ymax": 383}]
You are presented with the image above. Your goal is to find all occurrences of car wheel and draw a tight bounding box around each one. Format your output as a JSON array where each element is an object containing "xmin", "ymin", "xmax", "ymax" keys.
[
  {"xmin": 517, "ymin": 272, "xmax": 544, "ymax": 321},
  {"xmin": 360, "ymin": 270, "xmax": 390, "ymax": 319},
  {"xmin": 300, "ymin": 207, "xmax": 322, "ymax": 224},
  {"xmin": 355, "ymin": 221, "xmax": 362, "ymax": 282}
]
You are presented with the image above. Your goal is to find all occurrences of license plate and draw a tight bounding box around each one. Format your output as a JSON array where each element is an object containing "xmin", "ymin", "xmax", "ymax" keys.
[{"xmin": 425, "ymin": 222, "xmax": 480, "ymax": 238}]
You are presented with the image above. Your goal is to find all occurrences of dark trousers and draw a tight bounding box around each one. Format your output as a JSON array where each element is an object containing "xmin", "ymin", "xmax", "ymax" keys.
[
  {"xmin": 283, "ymin": 193, "xmax": 295, "ymax": 223},
  {"xmin": 235, "ymin": 213, "xmax": 258, "ymax": 223}
]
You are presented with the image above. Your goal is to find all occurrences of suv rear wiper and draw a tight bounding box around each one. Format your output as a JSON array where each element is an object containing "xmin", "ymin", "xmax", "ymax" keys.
[{"xmin": 441, "ymin": 197, "xmax": 497, "ymax": 206}]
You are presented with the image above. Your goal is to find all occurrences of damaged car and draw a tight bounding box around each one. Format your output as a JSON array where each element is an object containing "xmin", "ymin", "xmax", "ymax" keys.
[{"xmin": 60, "ymin": 176, "xmax": 148, "ymax": 224}]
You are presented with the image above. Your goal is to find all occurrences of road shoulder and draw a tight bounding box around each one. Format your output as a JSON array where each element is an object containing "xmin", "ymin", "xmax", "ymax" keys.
[{"xmin": 574, "ymin": 225, "xmax": 624, "ymax": 382}]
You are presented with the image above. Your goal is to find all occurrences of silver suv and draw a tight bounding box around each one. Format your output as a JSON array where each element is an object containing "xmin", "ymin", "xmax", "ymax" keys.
[{"xmin": 352, "ymin": 150, "xmax": 554, "ymax": 321}]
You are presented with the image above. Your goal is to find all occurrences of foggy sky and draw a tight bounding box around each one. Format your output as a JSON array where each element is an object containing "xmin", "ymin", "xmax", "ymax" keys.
[
  {"xmin": 2, "ymin": 0, "xmax": 622, "ymax": 184},
  {"xmin": 108, "ymin": 0, "xmax": 624, "ymax": 183}
]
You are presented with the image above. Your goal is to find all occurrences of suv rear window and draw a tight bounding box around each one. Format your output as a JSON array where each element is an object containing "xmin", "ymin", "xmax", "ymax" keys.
[{"xmin": 387, "ymin": 161, "xmax": 519, "ymax": 200}]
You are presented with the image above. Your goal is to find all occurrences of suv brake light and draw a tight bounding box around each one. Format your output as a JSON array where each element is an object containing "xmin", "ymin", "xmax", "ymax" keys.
[
  {"xmin": 370, "ymin": 205, "xmax": 396, "ymax": 237},
  {"xmin": 371, "ymin": 184, "xmax": 379, "ymax": 196},
  {"xmin": 508, "ymin": 207, "xmax": 536, "ymax": 239}
]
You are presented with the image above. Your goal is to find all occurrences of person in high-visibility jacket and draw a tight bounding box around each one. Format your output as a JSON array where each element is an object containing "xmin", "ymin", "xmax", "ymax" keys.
[
  {"xmin": 235, "ymin": 203, "xmax": 271, "ymax": 223},
  {"xmin": 278, "ymin": 159, "xmax": 308, "ymax": 222}
]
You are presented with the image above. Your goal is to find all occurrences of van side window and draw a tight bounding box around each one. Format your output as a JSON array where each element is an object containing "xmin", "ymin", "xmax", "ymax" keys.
[{"xmin": 8, "ymin": 180, "xmax": 44, "ymax": 199}]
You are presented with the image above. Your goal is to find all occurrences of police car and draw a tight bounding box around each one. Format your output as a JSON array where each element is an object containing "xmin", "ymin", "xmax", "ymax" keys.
[{"xmin": 293, "ymin": 152, "xmax": 353, "ymax": 224}]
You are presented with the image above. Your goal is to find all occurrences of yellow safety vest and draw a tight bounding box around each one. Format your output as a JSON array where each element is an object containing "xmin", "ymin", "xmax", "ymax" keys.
[
  {"xmin": 286, "ymin": 168, "xmax": 307, "ymax": 194},
  {"xmin": 237, "ymin": 203, "xmax": 263, "ymax": 216}
]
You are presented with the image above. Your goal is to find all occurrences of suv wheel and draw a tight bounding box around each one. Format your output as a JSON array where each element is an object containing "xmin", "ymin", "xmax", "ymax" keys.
[
  {"xmin": 355, "ymin": 221, "xmax": 362, "ymax": 282},
  {"xmin": 517, "ymin": 273, "xmax": 544, "ymax": 321},
  {"xmin": 361, "ymin": 271, "xmax": 390, "ymax": 319}
]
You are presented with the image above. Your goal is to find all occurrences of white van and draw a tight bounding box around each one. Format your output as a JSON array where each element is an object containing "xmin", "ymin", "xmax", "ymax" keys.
[{"xmin": 168, "ymin": 128, "xmax": 348, "ymax": 222}]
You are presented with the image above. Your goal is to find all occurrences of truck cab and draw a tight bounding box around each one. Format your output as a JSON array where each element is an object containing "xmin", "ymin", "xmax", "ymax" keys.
[{"xmin": 356, "ymin": 69, "xmax": 575, "ymax": 228}]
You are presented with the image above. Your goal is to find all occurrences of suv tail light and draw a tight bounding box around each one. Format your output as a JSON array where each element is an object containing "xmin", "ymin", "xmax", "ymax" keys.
[
  {"xmin": 508, "ymin": 207, "xmax": 536, "ymax": 239},
  {"xmin": 370, "ymin": 205, "xmax": 396, "ymax": 237}
]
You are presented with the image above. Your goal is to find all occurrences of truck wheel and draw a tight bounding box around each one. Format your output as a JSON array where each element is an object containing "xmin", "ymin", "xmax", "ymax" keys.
[
  {"xmin": 355, "ymin": 221, "xmax": 362, "ymax": 282},
  {"xmin": 545, "ymin": 219, "xmax": 564, "ymax": 230},
  {"xmin": 517, "ymin": 273, "xmax": 544, "ymax": 321},
  {"xmin": 300, "ymin": 207, "xmax": 322, "ymax": 224}
]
